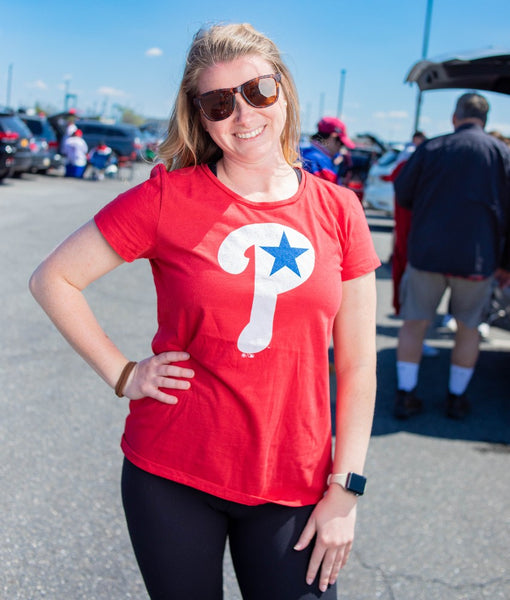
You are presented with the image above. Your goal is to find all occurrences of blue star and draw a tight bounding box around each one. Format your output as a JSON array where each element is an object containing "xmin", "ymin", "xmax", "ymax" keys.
[{"xmin": 260, "ymin": 231, "xmax": 309, "ymax": 276}]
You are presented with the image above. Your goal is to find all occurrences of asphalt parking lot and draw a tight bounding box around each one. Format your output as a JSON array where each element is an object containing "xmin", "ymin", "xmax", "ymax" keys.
[{"xmin": 1, "ymin": 166, "xmax": 509, "ymax": 599}]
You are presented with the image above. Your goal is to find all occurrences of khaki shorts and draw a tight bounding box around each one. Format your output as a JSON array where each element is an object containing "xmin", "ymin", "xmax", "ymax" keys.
[{"xmin": 399, "ymin": 265, "xmax": 493, "ymax": 329}]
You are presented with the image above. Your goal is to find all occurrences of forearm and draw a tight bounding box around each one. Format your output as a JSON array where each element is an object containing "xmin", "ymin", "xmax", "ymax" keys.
[
  {"xmin": 332, "ymin": 362, "xmax": 376, "ymax": 475},
  {"xmin": 330, "ymin": 272, "xmax": 377, "ymax": 476}
]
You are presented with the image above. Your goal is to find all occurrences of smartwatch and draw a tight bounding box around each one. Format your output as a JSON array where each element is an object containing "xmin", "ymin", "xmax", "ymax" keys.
[{"xmin": 327, "ymin": 472, "xmax": 366, "ymax": 496}]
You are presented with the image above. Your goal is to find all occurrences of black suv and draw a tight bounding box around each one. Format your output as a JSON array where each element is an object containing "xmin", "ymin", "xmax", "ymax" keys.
[
  {"xmin": 76, "ymin": 120, "xmax": 143, "ymax": 160},
  {"xmin": 20, "ymin": 113, "xmax": 63, "ymax": 173},
  {"xmin": 0, "ymin": 109, "xmax": 33, "ymax": 180}
]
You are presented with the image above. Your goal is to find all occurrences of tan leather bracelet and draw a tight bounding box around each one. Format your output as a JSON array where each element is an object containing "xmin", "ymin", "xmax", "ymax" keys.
[{"xmin": 115, "ymin": 361, "xmax": 137, "ymax": 397}]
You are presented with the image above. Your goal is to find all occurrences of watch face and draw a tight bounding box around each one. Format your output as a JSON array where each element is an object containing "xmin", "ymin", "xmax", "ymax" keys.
[{"xmin": 346, "ymin": 472, "xmax": 366, "ymax": 496}]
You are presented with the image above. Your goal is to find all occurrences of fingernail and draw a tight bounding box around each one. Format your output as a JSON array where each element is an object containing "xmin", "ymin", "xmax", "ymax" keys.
[{"xmin": 306, "ymin": 578, "xmax": 313, "ymax": 586}]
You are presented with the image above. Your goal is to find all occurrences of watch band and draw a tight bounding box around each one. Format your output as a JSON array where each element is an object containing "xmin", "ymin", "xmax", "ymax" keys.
[
  {"xmin": 327, "ymin": 472, "xmax": 366, "ymax": 496},
  {"xmin": 327, "ymin": 473, "xmax": 349, "ymax": 487}
]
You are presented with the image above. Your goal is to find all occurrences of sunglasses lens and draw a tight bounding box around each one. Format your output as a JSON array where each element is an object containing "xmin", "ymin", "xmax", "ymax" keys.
[
  {"xmin": 200, "ymin": 91, "xmax": 235, "ymax": 121},
  {"xmin": 244, "ymin": 76, "xmax": 279, "ymax": 107},
  {"xmin": 197, "ymin": 75, "xmax": 280, "ymax": 121}
]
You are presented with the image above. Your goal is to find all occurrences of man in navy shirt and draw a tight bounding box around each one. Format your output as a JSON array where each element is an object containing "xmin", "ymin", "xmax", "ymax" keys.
[{"xmin": 394, "ymin": 93, "xmax": 510, "ymax": 419}]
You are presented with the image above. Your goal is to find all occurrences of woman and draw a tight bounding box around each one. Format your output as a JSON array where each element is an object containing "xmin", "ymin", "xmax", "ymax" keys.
[{"xmin": 30, "ymin": 23, "xmax": 379, "ymax": 599}]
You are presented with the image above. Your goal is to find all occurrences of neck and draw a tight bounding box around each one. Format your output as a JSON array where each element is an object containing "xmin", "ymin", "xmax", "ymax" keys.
[
  {"xmin": 453, "ymin": 116, "xmax": 485, "ymax": 130},
  {"xmin": 217, "ymin": 157, "xmax": 298, "ymax": 203}
]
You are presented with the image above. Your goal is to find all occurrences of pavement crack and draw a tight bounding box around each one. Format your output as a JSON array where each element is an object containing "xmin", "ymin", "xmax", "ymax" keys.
[{"xmin": 352, "ymin": 550, "xmax": 510, "ymax": 595}]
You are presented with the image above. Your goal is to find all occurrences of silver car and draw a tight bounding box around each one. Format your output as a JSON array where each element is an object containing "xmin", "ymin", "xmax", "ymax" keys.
[{"xmin": 363, "ymin": 144, "xmax": 414, "ymax": 215}]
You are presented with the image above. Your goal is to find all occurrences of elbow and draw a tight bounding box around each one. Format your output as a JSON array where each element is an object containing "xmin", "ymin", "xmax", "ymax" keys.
[
  {"xmin": 29, "ymin": 266, "xmax": 43, "ymax": 301},
  {"xmin": 29, "ymin": 262, "xmax": 50, "ymax": 303}
]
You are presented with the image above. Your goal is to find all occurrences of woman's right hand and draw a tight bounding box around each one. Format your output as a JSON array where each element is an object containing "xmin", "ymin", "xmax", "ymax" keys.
[{"xmin": 122, "ymin": 352, "xmax": 195, "ymax": 404}]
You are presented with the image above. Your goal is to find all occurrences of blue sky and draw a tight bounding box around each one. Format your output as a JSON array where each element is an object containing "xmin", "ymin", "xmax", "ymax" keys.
[{"xmin": 3, "ymin": 0, "xmax": 510, "ymax": 142}]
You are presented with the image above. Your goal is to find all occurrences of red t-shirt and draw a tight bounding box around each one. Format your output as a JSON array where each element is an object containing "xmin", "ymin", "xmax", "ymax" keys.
[{"xmin": 95, "ymin": 164, "xmax": 380, "ymax": 506}]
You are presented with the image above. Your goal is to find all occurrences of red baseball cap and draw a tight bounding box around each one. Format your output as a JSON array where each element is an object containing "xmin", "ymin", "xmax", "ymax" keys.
[{"xmin": 317, "ymin": 117, "xmax": 356, "ymax": 149}]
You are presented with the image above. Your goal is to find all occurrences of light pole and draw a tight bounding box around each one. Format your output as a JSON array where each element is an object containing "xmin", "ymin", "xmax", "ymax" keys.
[
  {"xmin": 337, "ymin": 69, "xmax": 346, "ymax": 119},
  {"xmin": 6, "ymin": 63, "xmax": 13, "ymax": 108},
  {"xmin": 413, "ymin": 0, "xmax": 434, "ymax": 133}
]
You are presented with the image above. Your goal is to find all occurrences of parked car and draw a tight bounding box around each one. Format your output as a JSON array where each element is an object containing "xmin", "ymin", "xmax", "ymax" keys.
[
  {"xmin": 345, "ymin": 133, "xmax": 387, "ymax": 201},
  {"xmin": 48, "ymin": 113, "xmax": 143, "ymax": 161},
  {"xmin": 363, "ymin": 144, "xmax": 414, "ymax": 215},
  {"xmin": 20, "ymin": 113, "xmax": 63, "ymax": 173},
  {"xmin": 0, "ymin": 109, "xmax": 33, "ymax": 180},
  {"xmin": 76, "ymin": 120, "xmax": 143, "ymax": 160}
]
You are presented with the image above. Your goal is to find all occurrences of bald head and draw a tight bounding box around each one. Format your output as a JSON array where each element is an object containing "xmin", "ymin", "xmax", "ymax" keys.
[{"xmin": 453, "ymin": 93, "xmax": 489, "ymax": 129}]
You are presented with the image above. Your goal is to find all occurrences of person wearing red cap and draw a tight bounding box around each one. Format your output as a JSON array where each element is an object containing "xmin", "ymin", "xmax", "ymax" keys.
[
  {"xmin": 301, "ymin": 117, "xmax": 358, "ymax": 373},
  {"xmin": 87, "ymin": 140, "xmax": 115, "ymax": 180},
  {"xmin": 300, "ymin": 116, "xmax": 355, "ymax": 184},
  {"xmin": 63, "ymin": 129, "xmax": 88, "ymax": 178}
]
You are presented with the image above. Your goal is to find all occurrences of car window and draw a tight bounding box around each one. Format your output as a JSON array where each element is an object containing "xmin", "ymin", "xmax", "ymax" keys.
[
  {"xmin": 79, "ymin": 123, "xmax": 107, "ymax": 136},
  {"xmin": 23, "ymin": 119, "xmax": 44, "ymax": 136},
  {"xmin": 0, "ymin": 116, "xmax": 31, "ymax": 137},
  {"xmin": 106, "ymin": 127, "xmax": 128, "ymax": 138},
  {"xmin": 42, "ymin": 122, "xmax": 57, "ymax": 141}
]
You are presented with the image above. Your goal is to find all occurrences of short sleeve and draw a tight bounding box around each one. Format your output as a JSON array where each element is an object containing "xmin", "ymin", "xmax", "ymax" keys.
[
  {"xmin": 339, "ymin": 190, "xmax": 381, "ymax": 281},
  {"xmin": 94, "ymin": 164, "xmax": 164, "ymax": 261}
]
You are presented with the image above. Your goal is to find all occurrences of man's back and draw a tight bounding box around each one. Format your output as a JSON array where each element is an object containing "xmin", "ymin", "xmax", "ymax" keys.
[{"xmin": 395, "ymin": 123, "xmax": 510, "ymax": 278}]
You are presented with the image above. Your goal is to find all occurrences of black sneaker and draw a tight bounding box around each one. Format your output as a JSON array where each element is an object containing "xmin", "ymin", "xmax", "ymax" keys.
[
  {"xmin": 446, "ymin": 392, "xmax": 470, "ymax": 419},
  {"xmin": 394, "ymin": 388, "xmax": 423, "ymax": 419}
]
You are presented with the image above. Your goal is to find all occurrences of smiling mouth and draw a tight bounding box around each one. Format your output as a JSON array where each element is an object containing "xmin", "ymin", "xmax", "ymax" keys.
[{"xmin": 235, "ymin": 126, "xmax": 264, "ymax": 140}]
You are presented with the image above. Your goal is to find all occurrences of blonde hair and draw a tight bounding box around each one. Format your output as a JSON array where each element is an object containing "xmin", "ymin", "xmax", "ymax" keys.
[{"xmin": 158, "ymin": 23, "xmax": 301, "ymax": 170}]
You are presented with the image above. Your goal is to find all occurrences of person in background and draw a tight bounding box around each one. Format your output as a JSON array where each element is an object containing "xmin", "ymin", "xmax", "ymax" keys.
[
  {"xmin": 300, "ymin": 116, "xmax": 355, "ymax": 184},
  {"xmin": 394, "ymin": 93, "xmax": 510, "ymax": 420},
  {"xmin": 60, "ymin": 109, "xmax": 78, "ymax": 153},
  {"xmin": 391, "ymin": 131, "xmax": 426, "ymax": 316},
  {"xmin": 29, "ymin": 23, "xmax": 379, "ymax": 599},
  {"xmin": 62, "ymin": 129, "xmax": 88, "ymax": 178},
  {"xmin": 389, "ymin": 131, "xmax": 438, "ymax": 358},
  {"xmin": 87, "ymin": 140, "xmax": 115, "ymax": 180},
  {"xmin": 442, "ymin": 129, "xmax": 510, "ymax": 340}
]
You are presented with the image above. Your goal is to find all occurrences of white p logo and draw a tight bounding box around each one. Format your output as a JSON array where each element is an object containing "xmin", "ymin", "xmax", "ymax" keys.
[{"xmin": 218, "ymin": 223, "xmax": 315, "ymax": 354}]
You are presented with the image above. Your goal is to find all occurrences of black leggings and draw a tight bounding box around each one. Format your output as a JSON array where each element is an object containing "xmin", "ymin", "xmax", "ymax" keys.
[{"xmin": 121, "ymin": 459, "xmax": 337, "ymax": 600}]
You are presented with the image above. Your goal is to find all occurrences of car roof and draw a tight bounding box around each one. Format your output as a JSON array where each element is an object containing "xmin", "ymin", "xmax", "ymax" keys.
[
  {"xmin": 405, "ymin": 48, "xmax": 510, "ymax": 95},
  {"xmin": 21, "ymin": 114, "xmax": 47, "ymax": 120},
  {"xmin": 76, "ymin": 119, "xmax": 140, "ymax": 131}
]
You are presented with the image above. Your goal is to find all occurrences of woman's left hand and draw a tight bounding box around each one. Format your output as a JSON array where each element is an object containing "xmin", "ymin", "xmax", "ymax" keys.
[{"xmin": 293, "ymin": 485, "xmax": 357, "ymax": 592}]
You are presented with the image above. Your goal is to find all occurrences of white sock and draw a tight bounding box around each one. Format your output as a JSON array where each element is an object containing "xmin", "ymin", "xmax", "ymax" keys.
[
  {"xmin": 397, "ymin": 361, "xmax": 419, "ymax": 392},
  {"xmin": 449, "ymin": 365, "xmax": 474, "ymax": 395}
]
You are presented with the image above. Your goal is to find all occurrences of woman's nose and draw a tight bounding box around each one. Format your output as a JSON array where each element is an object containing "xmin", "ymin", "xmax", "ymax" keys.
[{"xmin": 233, "ymin": 93, "xmax": 256, "ymax": 121}]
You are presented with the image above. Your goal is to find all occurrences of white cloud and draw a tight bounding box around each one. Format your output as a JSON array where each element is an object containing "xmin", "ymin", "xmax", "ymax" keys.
[
  {"xmin": 97, "ymin": 86, "xmax": 127, "ymax": 97},
  {"xmin": 389, "ymin": 110, "xmax": 408, "ymax": 119},
  {"xmin": 27, "ymin": 80, "xmax": 48, "ymax": 90},
  {"xmin": 145, "ymin": 47, "xmax": 163, "ymax": 57},
  {"xmin": 373, "ymin": 110, "xmax": 409, "ymax": 120}
]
